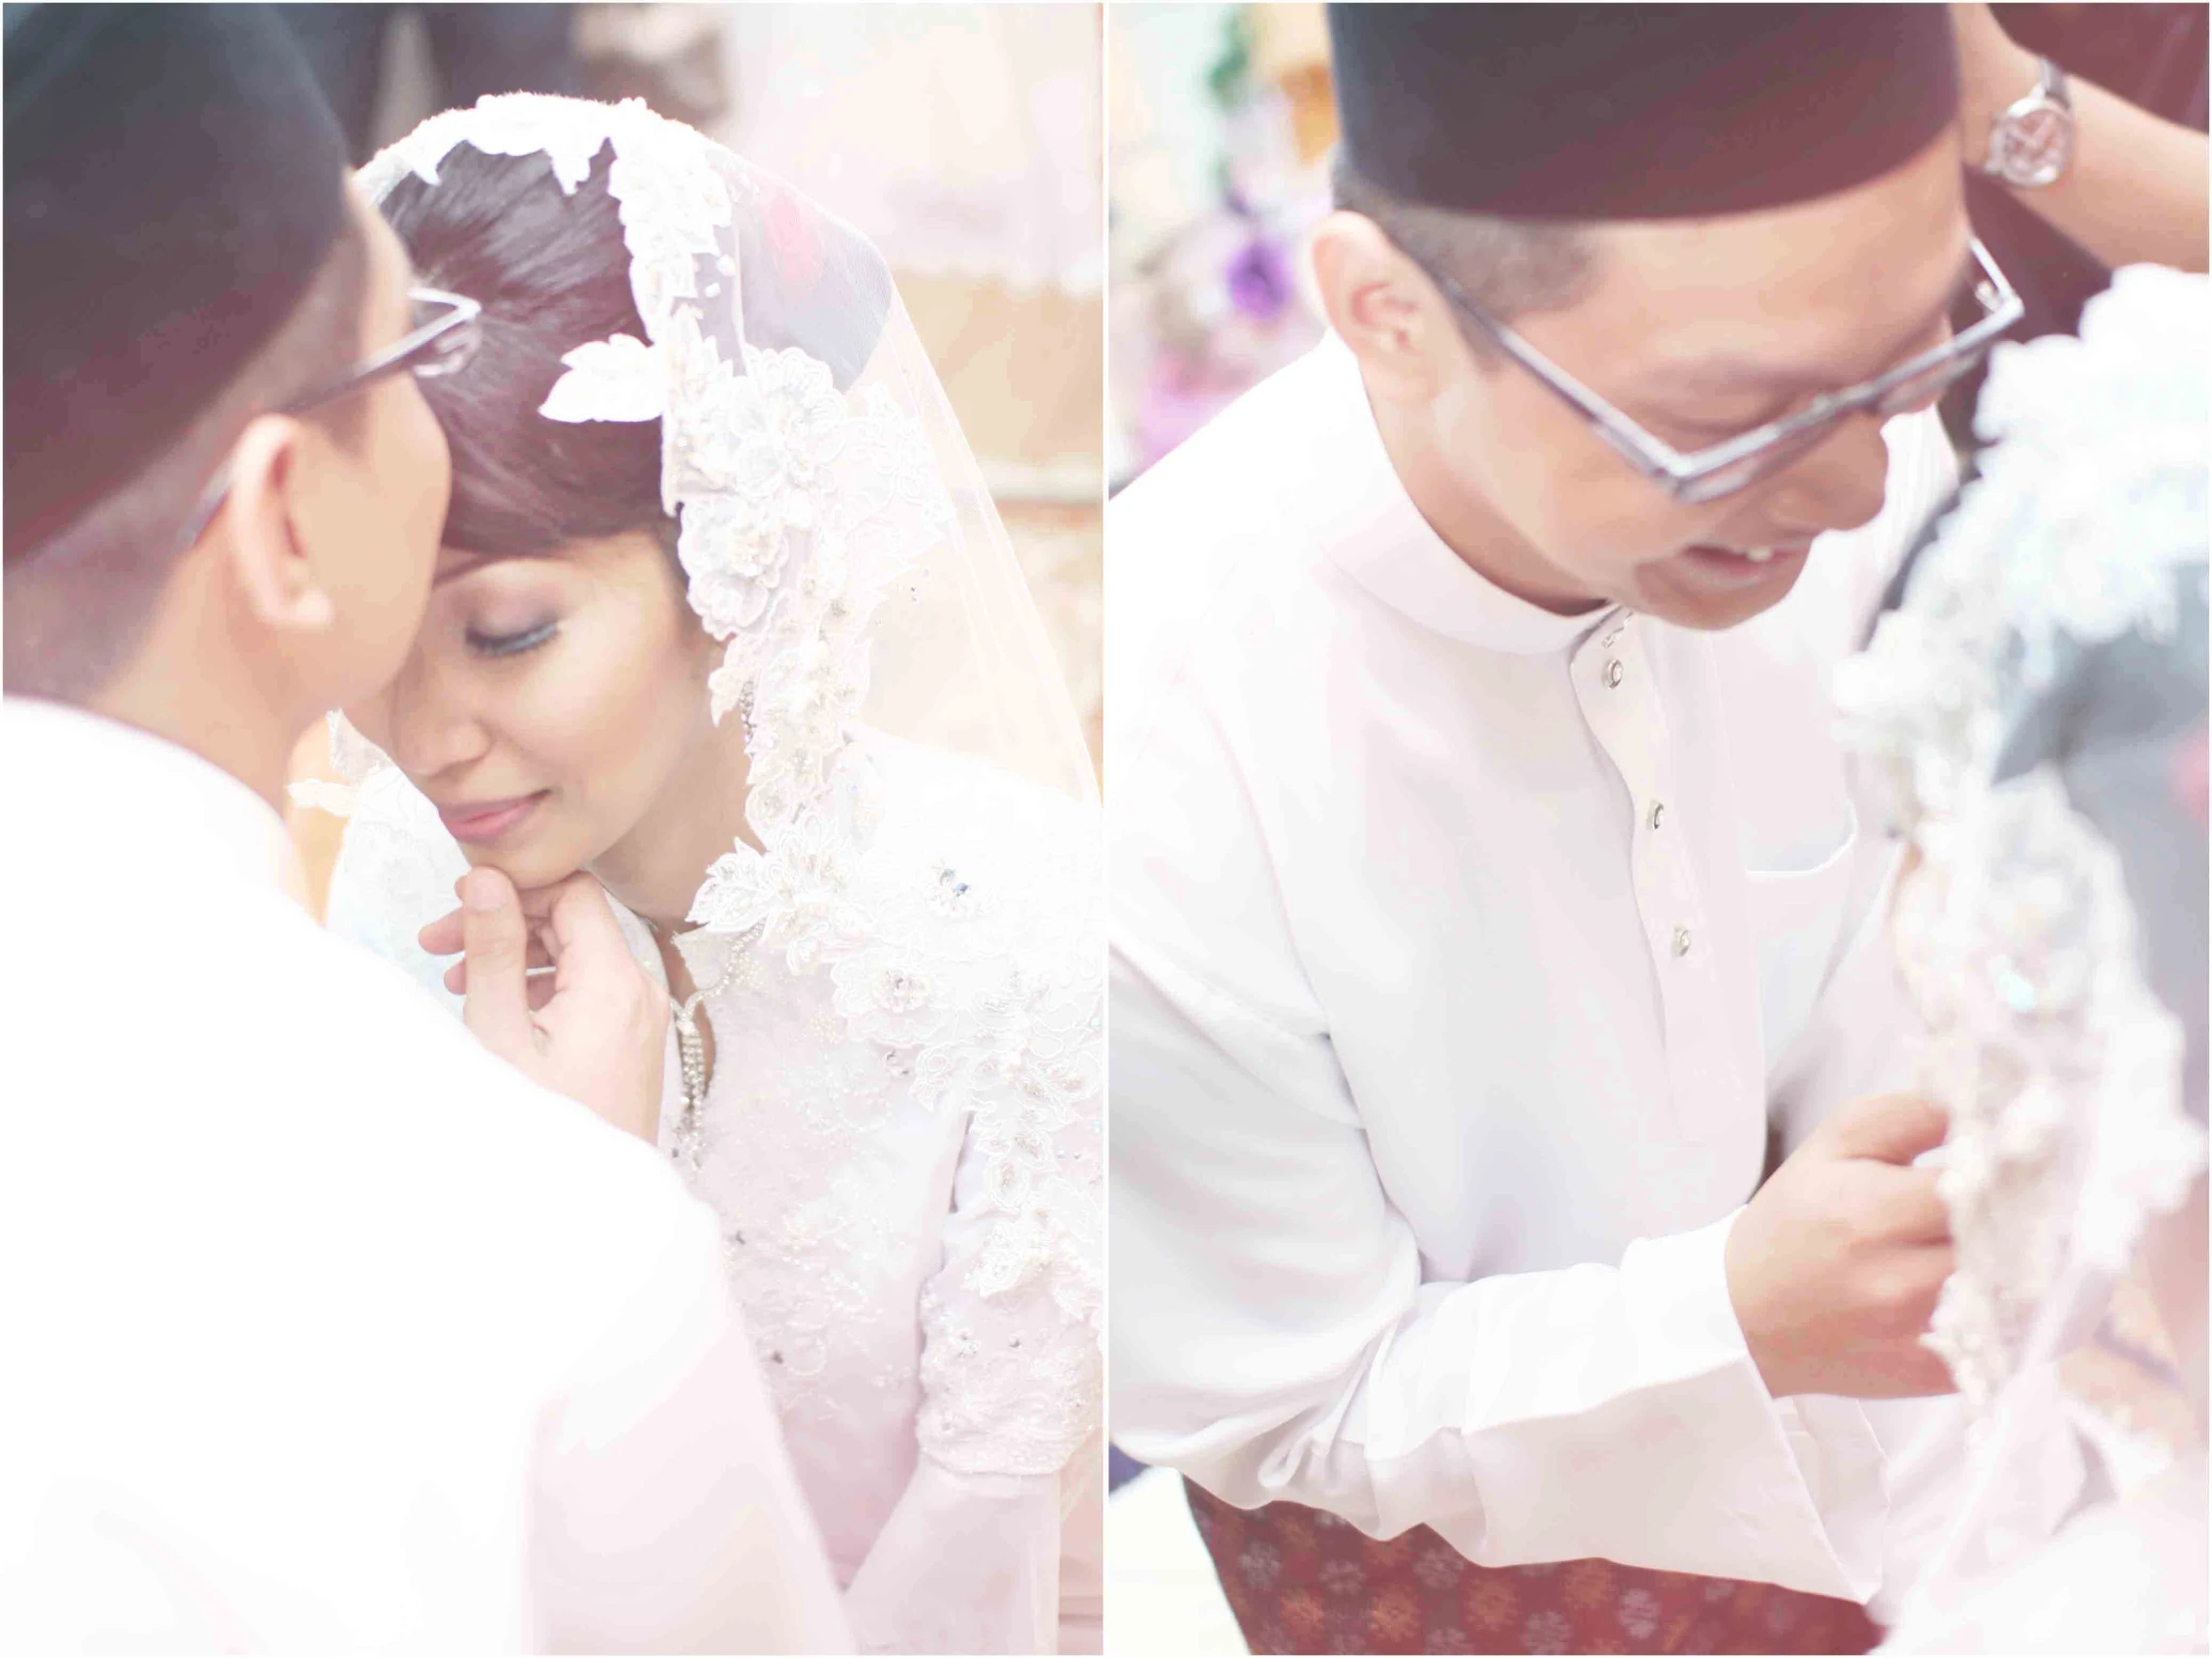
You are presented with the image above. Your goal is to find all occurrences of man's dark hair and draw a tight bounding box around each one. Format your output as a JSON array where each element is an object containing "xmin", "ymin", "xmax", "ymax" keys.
[
  {"xmin": 1332, "ymin": 153, "xmax": 1596, "ymax": 364},
  {"xmin": 3, "ymin": 224, "xmax": 369, "ymax": 700},
  {"xmin": 4, "ymin": 2, "xmax": 365, "ymax": 701}
]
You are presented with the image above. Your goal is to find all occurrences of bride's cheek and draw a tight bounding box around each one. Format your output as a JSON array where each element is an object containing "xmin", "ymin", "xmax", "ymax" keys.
[{"xmin": 541, "ymin": 629, "xmax": 647, "ymax": 778}]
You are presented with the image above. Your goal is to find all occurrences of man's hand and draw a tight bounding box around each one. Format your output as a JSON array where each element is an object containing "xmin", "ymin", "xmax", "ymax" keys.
[
  {"xmin": 420, "ymin": 867, "xmax": 669, "ymax": 1143},
  {"xmin": 1725, "ymin": 1091, "xmax": 1958, "ymax": 1399}
]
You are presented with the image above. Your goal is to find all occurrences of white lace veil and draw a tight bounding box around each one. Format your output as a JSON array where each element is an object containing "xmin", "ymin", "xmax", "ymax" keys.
[
  {"xmin": 1836, "ymin": 265, "xmax": 2209, "ymax": 1623},
  {"xmin": 335, "ymin": 94, "xmax": 1094, "ymax": 952}
]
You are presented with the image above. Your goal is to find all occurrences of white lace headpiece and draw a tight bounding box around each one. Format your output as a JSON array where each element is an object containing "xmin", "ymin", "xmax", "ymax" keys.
[
  {"xmin": 1836, "ymin": 265, "xmax": 2208, "ymax": 1603},
  {"xmin": 353, "ymin": 95, "xmax": 1094, "ymax": 945}
]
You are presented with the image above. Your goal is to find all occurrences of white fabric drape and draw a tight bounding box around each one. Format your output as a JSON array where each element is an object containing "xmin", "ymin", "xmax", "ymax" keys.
[{"xmin": 0, "ymin": 699, "xmax": 846, "ymax": 1653}]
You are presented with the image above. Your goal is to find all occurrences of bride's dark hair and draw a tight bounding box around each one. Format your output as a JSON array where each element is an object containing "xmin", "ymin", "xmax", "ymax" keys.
[{"xmin": 379, "ymin": 138, "xmax": 893, "ymax": 564}]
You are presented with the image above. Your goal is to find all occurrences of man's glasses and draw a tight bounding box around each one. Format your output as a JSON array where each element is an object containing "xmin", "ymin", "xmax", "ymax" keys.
[
  {"xmin": 1420, "ymin": 238, "xmax": 2025, "ymax": 506},
  {"xmin": 174, "ymin": 285, "xmax": 482, "ymax": 555}
]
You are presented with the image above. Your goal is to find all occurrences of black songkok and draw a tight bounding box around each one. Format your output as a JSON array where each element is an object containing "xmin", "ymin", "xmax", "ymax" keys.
[
  {"xmin": 1327, "ymin": 4, "xmax": 1960, "ymax": 221},
  {"xmin": 5, "ymin": 5, "xmax": 350, "ymax": 551}
]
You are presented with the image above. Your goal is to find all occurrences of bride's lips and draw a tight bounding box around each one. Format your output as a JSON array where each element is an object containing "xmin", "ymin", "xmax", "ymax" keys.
[
  {"xmin": 1672, "ymin": 541, "xmax": 1813, "ymax": 590},
  {"xmin": 436, "ymin": 790, "xmax": 550, "ymax": 845}
]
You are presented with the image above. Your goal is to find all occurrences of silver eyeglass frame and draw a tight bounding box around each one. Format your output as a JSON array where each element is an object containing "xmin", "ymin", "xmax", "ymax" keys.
[
  {"xmin": 1420, "ymin": 237, "xmax": 2025, "ymax": 506},
  {"xmin": 173, "ymin": 284, "xmax": 483, "ymax": 556}
]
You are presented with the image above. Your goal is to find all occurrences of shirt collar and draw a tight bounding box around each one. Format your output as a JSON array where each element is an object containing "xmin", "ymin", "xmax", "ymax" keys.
[
  {"xmin": 1306, "ymin": 331, "xmax": 1614, "ymax": 657},
  {"xmin": 2, "ymin": 696, "xmax": 296, "ymax": 895}
]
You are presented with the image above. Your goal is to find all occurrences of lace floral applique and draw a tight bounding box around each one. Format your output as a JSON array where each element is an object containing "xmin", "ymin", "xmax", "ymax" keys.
[
  {"xmin": 1838, "ymin": 266, "xmax": 2209, "ymax": 1423},
  {"xmin": 1898, "ymin": 773, "xmax": 2194, "ymax": 1414},
  {"xmin": 672, "ymin": 748, "xmax": 1102, "ymax": 1473},
  {"xmin": 367, "ymin": 98, "xmax": 617, "ymax": 199}
]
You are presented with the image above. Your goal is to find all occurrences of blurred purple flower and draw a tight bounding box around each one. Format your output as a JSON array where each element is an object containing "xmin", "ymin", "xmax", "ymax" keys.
[{"xmin": 1226, "ymin": 235, "xmax": 1293, "ymax": 322}]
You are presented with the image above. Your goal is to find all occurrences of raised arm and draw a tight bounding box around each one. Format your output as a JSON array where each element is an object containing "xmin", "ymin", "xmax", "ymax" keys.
[{"xmin": 1953, "ymin": 2, "xmax": 2209, "ymax": 274}]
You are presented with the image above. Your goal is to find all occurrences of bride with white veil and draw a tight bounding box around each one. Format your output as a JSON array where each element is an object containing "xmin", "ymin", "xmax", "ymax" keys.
[
  {"xmin": 1837, "ymin": 264, "xmax": 2207, "ymax": 1653},
  {"xmin": 307, "ymin": 95, "xmax": 1102, "ymax": 1654}
]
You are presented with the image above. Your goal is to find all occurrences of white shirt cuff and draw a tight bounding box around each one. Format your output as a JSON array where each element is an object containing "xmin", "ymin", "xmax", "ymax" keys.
[{"xmin": 1614, "ymin": 1208, "xmax": 1887, "ymax": 1602}]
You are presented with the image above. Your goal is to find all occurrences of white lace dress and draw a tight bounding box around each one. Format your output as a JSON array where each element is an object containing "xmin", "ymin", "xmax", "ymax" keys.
[{"xmin": 324, "ymin": 729, "xmax": 1104, "ymax": 1654}]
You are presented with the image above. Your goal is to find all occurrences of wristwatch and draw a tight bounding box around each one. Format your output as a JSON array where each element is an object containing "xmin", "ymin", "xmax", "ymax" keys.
[{"xmin": 1982, "ymin": 56, "xmax": 2075, "ymax": 189}]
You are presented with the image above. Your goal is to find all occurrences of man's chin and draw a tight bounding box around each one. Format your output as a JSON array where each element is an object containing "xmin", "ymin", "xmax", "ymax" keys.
[{"xmin": 1629, "ymin": 543, "xmax": 1812, "ymax": 630}]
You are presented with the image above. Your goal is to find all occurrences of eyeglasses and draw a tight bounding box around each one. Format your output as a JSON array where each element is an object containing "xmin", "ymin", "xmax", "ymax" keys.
[
  {"xmin": 1419, "ymin": 238, "xmax": 2024, "ymax": 506},
  {"xmin": 174, "ymin": 285, "xmax": 483, "ymax": 554}
]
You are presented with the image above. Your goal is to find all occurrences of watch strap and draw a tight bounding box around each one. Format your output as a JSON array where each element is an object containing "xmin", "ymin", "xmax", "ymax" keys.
[{"xmin": 2036, "ymin": 55, "xmax": 2071, "ymax": 112}]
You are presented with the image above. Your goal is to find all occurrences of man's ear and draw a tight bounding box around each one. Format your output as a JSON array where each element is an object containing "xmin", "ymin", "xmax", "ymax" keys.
[
  {"xmin": 1310, "ymin": 210, "xmax": 1456, "ymax": 405},
  {"xmin": 217, "ymin": 414, "xmax": 335, "ymax": 635}
]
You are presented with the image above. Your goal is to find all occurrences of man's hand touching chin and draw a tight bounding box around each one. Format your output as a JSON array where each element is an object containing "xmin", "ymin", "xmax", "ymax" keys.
[{"xmin": 421, "ymin": 867, "xmax": 668, "ymax": 1143}]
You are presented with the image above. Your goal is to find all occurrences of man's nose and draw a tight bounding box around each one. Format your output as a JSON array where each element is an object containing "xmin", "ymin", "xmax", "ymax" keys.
[{"xmin": 1766, "ymin": 410, "xmax": 1893, "ymax": 538}]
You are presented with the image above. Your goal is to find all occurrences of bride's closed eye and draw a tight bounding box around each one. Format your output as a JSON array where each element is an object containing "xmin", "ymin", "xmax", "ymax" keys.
[{"xmin": 465, "ymin": 620, "xmax": 560, "ymax": 658}]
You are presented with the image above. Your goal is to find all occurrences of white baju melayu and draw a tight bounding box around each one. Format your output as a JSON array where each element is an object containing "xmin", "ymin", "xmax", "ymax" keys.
[
  {"xmin": 1107, "ymin": 333, "xmax": 2000, "ymax": 1609},
  {"xmin": 0, "ymin": 699, "xmax": 847, "ymax": 1654}
]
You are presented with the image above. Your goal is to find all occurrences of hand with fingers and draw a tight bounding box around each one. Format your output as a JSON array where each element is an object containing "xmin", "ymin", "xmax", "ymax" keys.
[
  {"xmin": 420, "ymin": 867, "xmax": 670, "ymax": 1144},
  {"xmin": 1726, "ymin": 1091, "xmax": 1958, "ymax": 1399}
]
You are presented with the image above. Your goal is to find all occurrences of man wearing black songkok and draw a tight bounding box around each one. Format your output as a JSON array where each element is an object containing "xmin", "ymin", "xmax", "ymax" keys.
[
  {"xmin": 5, "ymin": 0, "xmax": 438, "ymax": 705},
  {"xmin": 1109, "ymin": 7, "xmax": 2207, "ymax": 1653},
  {"xmin": 1, "ymin": 11, "xmax": 843, "ymax": 1648}
]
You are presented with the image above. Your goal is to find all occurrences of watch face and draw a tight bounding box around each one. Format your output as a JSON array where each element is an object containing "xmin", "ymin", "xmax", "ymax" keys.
[{"xmin": 1992, "ymin": 104, "xmax": 2073, "ymax": 188}]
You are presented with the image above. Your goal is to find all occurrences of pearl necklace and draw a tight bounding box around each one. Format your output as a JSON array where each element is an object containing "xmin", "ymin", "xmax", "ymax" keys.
[{"xmin": 666, "ymin": 922, "xmax": 760, "ymax": 1171}]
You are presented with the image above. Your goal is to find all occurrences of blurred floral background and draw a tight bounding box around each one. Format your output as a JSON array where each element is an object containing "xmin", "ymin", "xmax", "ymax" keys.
[{"xmin": 1107, "ymin": 1, "xmax": 1330, "ymax": 492}]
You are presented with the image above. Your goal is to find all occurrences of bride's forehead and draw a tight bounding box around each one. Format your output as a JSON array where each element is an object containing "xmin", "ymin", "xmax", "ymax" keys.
[
  {"xmin": 432, "ymin": 533, "xmax": 663, "ymax": 588},
  {"xmin": 433, "ymin": 548, "xmax": 566, "ymax": 587}
]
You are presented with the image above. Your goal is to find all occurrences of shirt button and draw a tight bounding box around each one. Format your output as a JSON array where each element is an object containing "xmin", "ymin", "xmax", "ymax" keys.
[
  {"xmin": 1671, "ymin": 926, "xmax": 1693, "ymax": 958},
  {"xmin": 1648, "ymin": 801, "xmax": 1665, "ymax": 831},
  {"xmin": 1603, "ymin": 658, "xmax": 1625, "ymax": 688}
]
